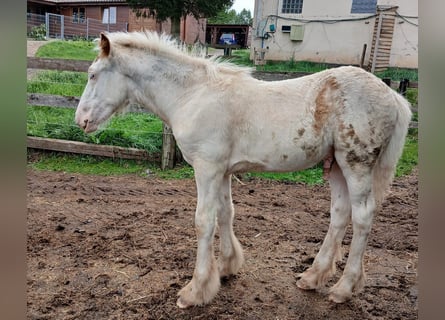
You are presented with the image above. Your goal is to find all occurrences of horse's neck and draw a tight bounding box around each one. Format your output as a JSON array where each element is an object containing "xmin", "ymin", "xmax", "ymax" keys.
[{"xmin": 129, "ymin": 54, "xmax": 202, "ymax": 125}]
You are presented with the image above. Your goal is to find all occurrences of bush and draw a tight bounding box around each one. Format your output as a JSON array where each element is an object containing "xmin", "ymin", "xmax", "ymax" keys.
[{"xmin": 28, "ymin": 24, "xmax": 46, "ymax": 40}]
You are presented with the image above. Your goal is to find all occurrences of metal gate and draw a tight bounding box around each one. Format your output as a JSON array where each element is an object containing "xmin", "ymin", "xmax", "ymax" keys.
[{"xmin": 46, "ymin": 13, "xmax": 64, "ymax": 39}]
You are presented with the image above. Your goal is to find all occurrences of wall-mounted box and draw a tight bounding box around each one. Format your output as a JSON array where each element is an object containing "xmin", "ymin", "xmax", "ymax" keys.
[
  {"xmin": 290, "ymin": 25, "xmax": 304, "ymax": 41},
  {"xmin": 281, "ymin": 25, "xmax": 291, "ymax": 33}
]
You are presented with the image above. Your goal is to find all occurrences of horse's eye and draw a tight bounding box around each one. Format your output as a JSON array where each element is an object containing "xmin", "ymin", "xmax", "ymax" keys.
[{"xmin": 89, "ymin": 73, "xmax": 95, "ymax": 80}]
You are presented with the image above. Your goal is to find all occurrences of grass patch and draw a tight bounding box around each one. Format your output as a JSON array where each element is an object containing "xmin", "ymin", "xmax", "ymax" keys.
[
  {"xmin": 395, "ymin": 133, "xmax": 418, "ymax": 177},
  {"xmin": 28, "ymin": 150, "xmax": 196, "ymax": 179},
  {"xmin": 27, "ymin": 70, "xmax": 87, "ymax": 96},
  {"xmin": 375, "ymin": 67, "xmax": 418, "ymax": 82},
  {"xmin": 28, "ymin": 152, "xmax": 148, "ymax": 176},
  {"xmin": 230, "ymin": 49, "xmax": 253, "ymax": 66},
  {"xmin": 27, "ymin": 106, "xmax": 163, "ymax": 153},
  {"xmin": 35, "ymin": 39, "xmax": 96, "ymax": 60},
  {"xmin": 154, "ymin": 164, "xmax": 195, "ymax": 179},
  {"xmin": 245, "ymin": 166, "xmax": 324, "ymax": 185},
  {"xmin": 230, "ymin": 49, "xmax": 329, "ymax": 73}
]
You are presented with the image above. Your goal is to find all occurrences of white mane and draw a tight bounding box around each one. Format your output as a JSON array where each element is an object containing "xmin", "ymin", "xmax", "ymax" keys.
[{"xmin": 100, "ymin": 31, "xmax": 253, "ymax": 80}]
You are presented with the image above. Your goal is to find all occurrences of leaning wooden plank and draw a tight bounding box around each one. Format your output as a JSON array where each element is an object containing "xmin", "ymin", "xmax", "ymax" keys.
[
  {"xmin": 27, "ymin": 57, "xmax": 90, "ymax": 72},
  {"xmin": 27, "ymin": 136, "xmax": 156, "ymax": 161},
  {"xmin": 27, "ymin": 93, "xmax": 79, "ymax": 108}
]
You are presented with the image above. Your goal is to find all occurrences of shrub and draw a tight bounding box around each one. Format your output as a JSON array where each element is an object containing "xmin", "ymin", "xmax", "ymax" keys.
[{"xmin": 28, "ymin": 24, "xmax": 46, "ymax": 40}]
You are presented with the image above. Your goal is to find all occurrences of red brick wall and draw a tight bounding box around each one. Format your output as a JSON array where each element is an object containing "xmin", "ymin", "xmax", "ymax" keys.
[
  {"xmin": 86, "ymin": 7, "xmax": 101, "ymax": 21},
  {"xmin": 182, "ymin": 16, "xmax": 206, "ymax": 44},
  {"xmin": 127, "ymin": 9, "xmax": 158, "ymax": 32}
]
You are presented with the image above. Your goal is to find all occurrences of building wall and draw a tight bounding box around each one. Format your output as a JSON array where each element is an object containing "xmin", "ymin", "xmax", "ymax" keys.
[
  {"xmin": 181, "ymin": 16, "xmax": 206, "ymax": 44},
  {"xmin": 251, "ymin": 0, "xmax": 417, "ymax": 68},
  {"xmin": 127, "ymin": 9, "xmax": 159, "ymax": 32}
]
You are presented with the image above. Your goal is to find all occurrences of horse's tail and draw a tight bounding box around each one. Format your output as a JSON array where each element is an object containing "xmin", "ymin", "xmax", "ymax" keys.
[{"xmin": 373, "ymin": 92, "xmax": 412, "ymax": 205}]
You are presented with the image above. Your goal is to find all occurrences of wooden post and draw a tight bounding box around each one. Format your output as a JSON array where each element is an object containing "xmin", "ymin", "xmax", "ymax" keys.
[
  {"xmin": 161, "ymin": 123, "xmax": 176, "ymax": 170},
  {"xmin": 398, "ymin": 78, "xmax": 409, "ymax": 96},
  {"xmin": 382, "ymin": 78, "xmax": 391, "ymax": 87},
  {"xmin": 360, "ymin": 43, "xmax": 367, "ymax": 69}
]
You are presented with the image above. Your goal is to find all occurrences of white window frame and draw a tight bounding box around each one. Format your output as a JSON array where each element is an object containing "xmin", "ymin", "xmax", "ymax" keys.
[
  {"xmin": 73, "ymin": 7, "xmax": 86, "ymax": 24},
  {"xmin": 280, "ymin": 0, "xmax": 304, "ymax": 14},
  {"xmin": 102, "ymin": 7, "xmax": 117, "ymax": 24}
]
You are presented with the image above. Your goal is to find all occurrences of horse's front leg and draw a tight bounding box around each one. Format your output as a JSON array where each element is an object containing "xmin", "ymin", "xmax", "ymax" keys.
[
  {"xmin": 176, "ymin": 162, "xmax": 223, "ymax": 308},
  {"xmin": 217, "ymin": 174, "xmax": 244, "ymax": 278}
]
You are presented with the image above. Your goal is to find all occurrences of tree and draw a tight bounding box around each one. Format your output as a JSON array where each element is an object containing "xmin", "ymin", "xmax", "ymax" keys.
[
  {"xmin": 207, "ymin": 6, "xmax": 237, "ymax": 24},
  {"xmin": 126, "ymin": 0, "xmax": 235, "ymax": 36},
  {"xmin": 208, "ymin": 7, "xmax": 253, "ymax": 25},
  {"xmin": 237, "ymin": 9, "xmax": 253, "ymax": 25}
]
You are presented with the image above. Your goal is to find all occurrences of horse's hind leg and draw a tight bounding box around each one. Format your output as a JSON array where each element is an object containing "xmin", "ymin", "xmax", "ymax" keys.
[
  {"xmin": 297, "ymin": 161, "xmax": 351, "ymax": 290},
  {"xmin": 217, "ymin": 174, "xmax": 244, "ymax": 278},
  {"xmin": 328, "ymin": 159, "xmax": 376, "ymax": 303},
  {"xmin": 176, "ymin": 161, "xmax": 223, "ymax": 308}
]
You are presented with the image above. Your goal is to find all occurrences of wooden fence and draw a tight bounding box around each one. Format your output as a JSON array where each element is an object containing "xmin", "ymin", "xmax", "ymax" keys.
[{"xmin": 27, "ymin": 57, "xmax": 418, "ymax": 168}]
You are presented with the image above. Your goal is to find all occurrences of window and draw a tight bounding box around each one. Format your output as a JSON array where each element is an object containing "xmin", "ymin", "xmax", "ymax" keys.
[
  {"xmin": 102, "ymin": 7, "xmax": 117, "ymax": 24},
  {"xmin": 351, "ymin": 0, "xmax": 377, "ymax": 14},
  {"xmin": 73, "ymin": 7, "xmax": 85, "ymax": 24},
  {"xmin": 281, "ymin": 0, "xmax": 304, "ymax": 14}
]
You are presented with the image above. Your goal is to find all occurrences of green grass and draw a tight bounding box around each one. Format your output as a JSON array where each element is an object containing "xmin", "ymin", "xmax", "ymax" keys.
[
  {"xmin": 245, "ymin": 166, "xmax": 324, "ymax": 185},
  {"xmin": 27, "ymin": 40, "xmax": 418, "ymax": 183},
  {"xmin": 35, "ymin": 39, "xmax": 96, "ymax": 60},
  {"xmin": 28, "ymin": 152, "xmax": 148, "ymax": 176},
  {"xmin": 395, "ymin": 134, "xmax": 418, "ymax": 177},
  {"xmin": 231, "ymin": 49, "xmax": 418, "ymax": 81},
  {"xmin": 230, "ymin": 49, "xmax": 328, "ymax": 72},
  {"xmin": 27, "ymin": 106, "xmax": 163, "ymax": 153},
  {"xmin": 28, "ymin": 150, "xmax": 196, "ymax": 179},
  {"xmin": 375, "ymin": 67, "xmax": 418, "ymax": 82},
  {"xmin": 27, "ymin": 70, "xmax": 87, "ymax": 96}
]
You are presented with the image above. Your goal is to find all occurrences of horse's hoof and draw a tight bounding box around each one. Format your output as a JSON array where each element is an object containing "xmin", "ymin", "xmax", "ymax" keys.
[
  {"xmin": 176, "ymin": 296, "xmax": 192, "ymax": 309},
  {"xmin": 296, "ymin": 278, "xmax": 315, "ymax": 290},
  {"xmin": 328, "ymin": 290, "xmax": 351, "ymax": 303}
]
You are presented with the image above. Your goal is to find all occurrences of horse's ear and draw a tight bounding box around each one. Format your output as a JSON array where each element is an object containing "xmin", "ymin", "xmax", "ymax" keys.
[{"xmin": 100, "ymin": 32, "xmax": 111, "ymax": 57}]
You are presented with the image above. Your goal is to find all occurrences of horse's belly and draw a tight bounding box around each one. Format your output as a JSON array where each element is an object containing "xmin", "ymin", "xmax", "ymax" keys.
[{"xmin": 228, "ymin": 152, "xmax": 320, "ymax": 174}]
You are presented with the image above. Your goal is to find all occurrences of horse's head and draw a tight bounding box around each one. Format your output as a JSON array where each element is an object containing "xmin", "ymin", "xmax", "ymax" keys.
[{"xmin": 75, "ymin": 33, "xmax": 130, "ymax": 133}]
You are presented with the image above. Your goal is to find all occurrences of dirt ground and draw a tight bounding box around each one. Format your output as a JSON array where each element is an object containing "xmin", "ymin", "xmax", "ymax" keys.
[{"xmin": 27, "ymin": 164, "xmax": 418, "ymax": 320}]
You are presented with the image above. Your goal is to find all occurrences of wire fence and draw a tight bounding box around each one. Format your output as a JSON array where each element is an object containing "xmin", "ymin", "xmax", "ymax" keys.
[{"xmin": 27, "ymin": 13, "xmax": 128, "ymax": 40}]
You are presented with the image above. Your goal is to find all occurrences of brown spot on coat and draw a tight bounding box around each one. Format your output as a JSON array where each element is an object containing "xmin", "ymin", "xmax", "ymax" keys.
[
  {"xmin": 313, "ymin": 77, "xmax": 341, "ymax": 133},
  {"xmin": 346, "ymin": 125, "xmax": 355, "ymax": 138},
  {"xmin": 301, "ymin": 144, "xmax": 318, "ymax": 160},
  {"xmin": 298, "ymin": 128, "xmax": 305, "ymax": 137},
  {"xmin": 346, "ymin": 147, "xmax": 381, "ymax": 169}
]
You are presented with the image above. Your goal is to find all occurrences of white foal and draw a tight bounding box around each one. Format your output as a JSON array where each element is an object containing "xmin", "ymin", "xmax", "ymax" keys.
[{"xmin": 75, "ymin": 31, "xmax": 412, "ymax": 308}]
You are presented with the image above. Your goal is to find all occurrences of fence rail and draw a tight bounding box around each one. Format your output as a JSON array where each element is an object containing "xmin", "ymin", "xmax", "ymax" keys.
[{"xmin": 27, "ymin": 57, "xmax": 418, "ymax": 168}]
